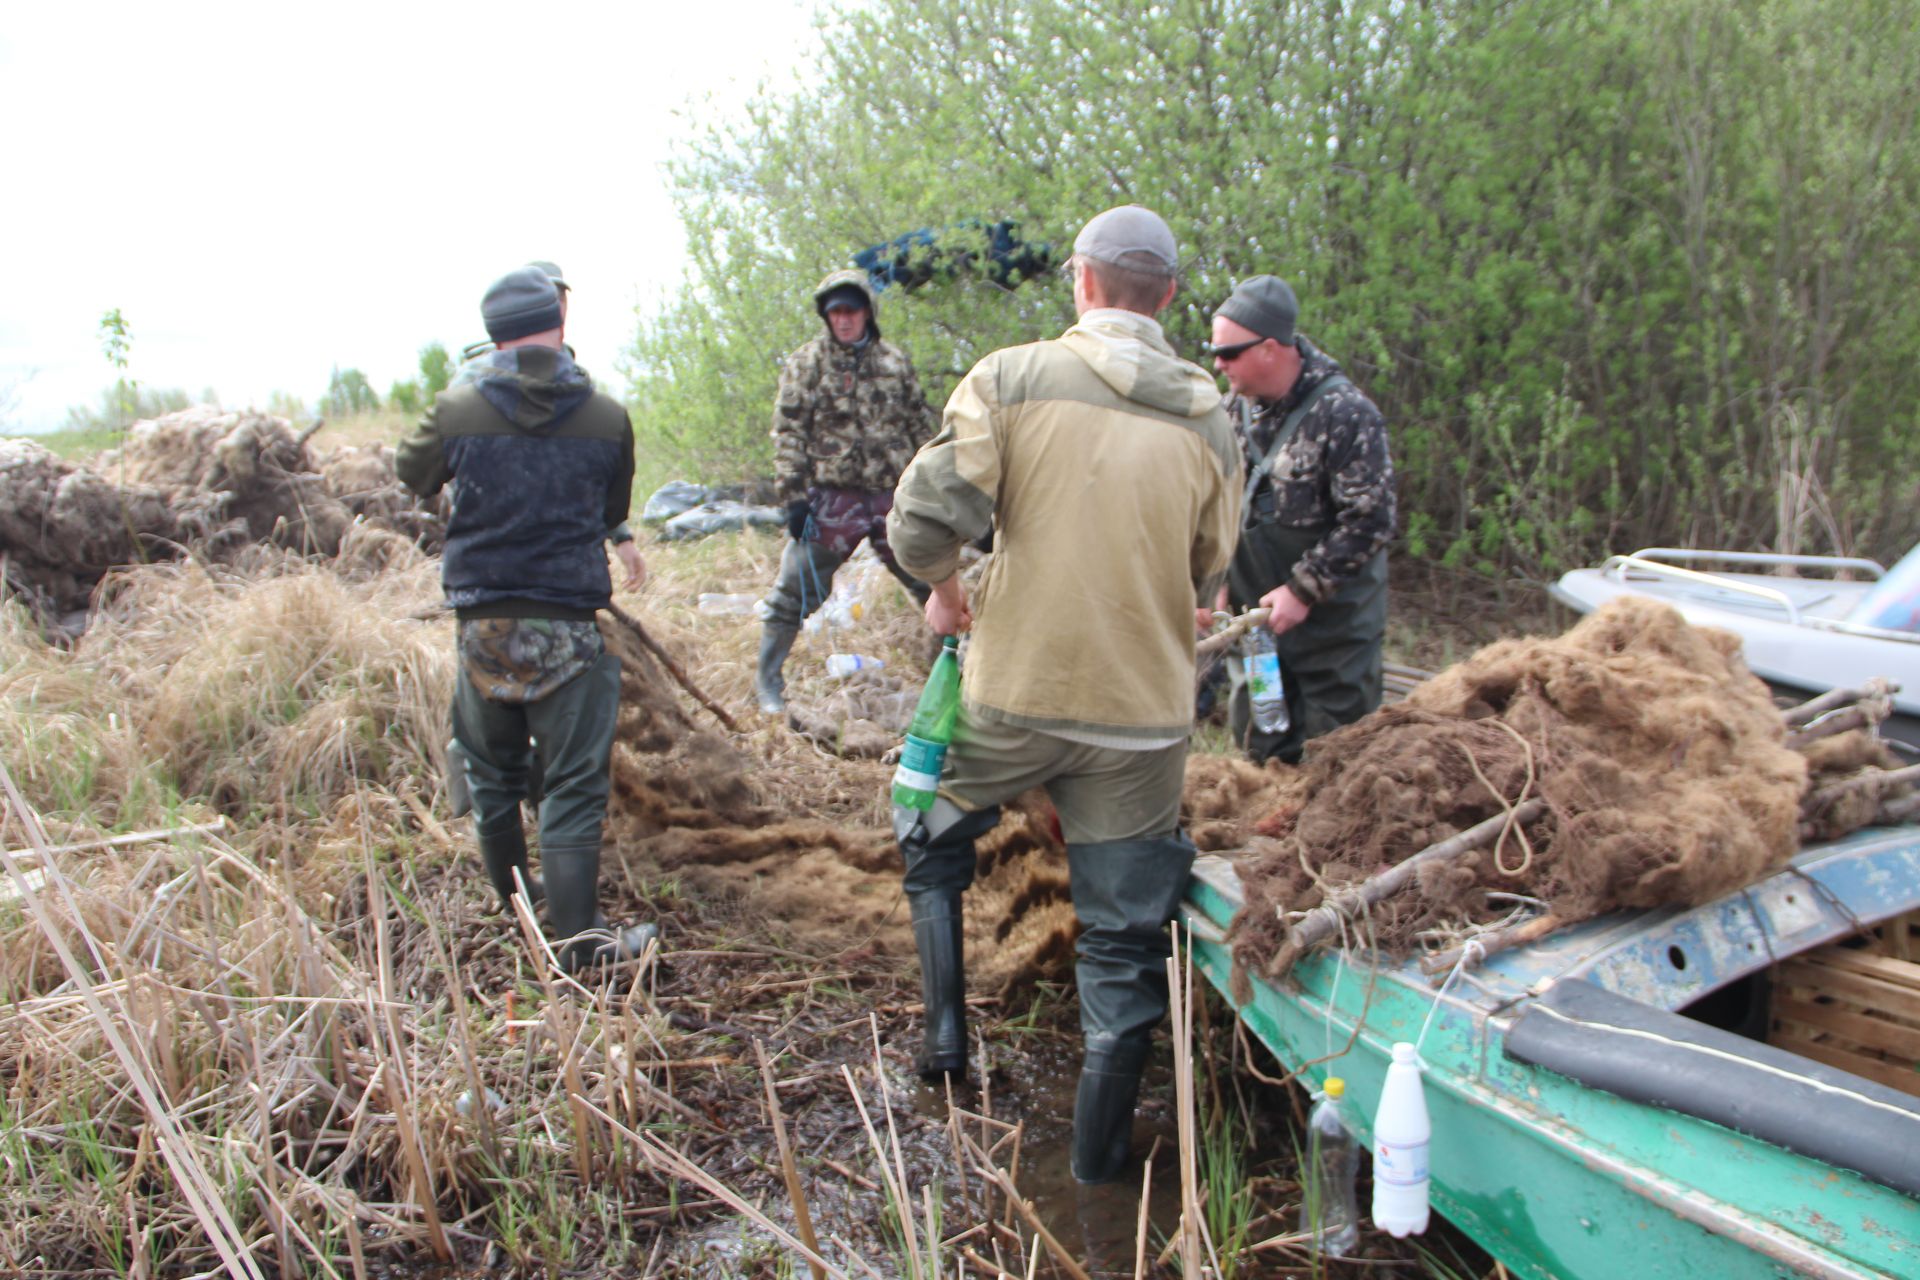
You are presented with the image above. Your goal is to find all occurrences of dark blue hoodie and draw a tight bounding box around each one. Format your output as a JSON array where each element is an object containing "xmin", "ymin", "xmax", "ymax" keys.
[{"xmin": 397, "ymin": 346, "xmax": 634, "ymax": 619}]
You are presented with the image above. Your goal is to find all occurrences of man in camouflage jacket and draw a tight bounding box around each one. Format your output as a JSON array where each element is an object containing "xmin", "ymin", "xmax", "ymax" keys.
[
  {"xmin": 754, "ymin": 268, "xmax": 935, "ymax": 713},
  {"xmin": 1208, "ymin": 275, "xmax": 1395, "ymax": 763}
]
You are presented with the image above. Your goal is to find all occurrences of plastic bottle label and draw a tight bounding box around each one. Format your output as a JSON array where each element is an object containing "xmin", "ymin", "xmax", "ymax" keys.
[
  {"xmin": 1373, "ymin": 1139, "xmax": 1429, "ymax": 1187},
  {"xmin": 893, "ymin": 735, "xmax": 946, "ymax": 794},
  {"xmin": 1248, "ymin": 649, "xmax": 1282, "ymax": 698}
]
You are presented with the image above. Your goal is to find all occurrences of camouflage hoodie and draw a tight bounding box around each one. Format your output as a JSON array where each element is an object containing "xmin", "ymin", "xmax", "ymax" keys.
[
  {"xmin": 397, "ymin": 345, "xmax": 634, "ymax": 618},
  {"xmin": 771, "ymin": 268, "xmax": 935, "ymax": 500}
]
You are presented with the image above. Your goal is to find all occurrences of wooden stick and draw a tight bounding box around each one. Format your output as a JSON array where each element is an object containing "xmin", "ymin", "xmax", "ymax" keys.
[
  {"xmin": 0, "ymin": 817, "xmax": 227, "ymax": 863},
  {"xmin": 1782, "ymin": 678, "xmax": 1895, "ymax": 728},
  {"xmin": 1420, "ymin": 913, "xmax": 1567, "ymax": 977},
  {"xmin": 1787, "ymin": 700, "xmax": 1892, "ymax": 750},
  {"xmin": 1803, "ymin": 763, "xmax": 1920, "ymax": 810},
  {"xmin": 1284, "ymin": 799, "xmax": 1547, "ymax": 959},
  {"xmin": 605, "ymin": 602, "xmax": 741, "ymax": 732},
  {"xmin": 756, "ymin": 1040, "xmax": 826, "ymax": 1280},
  {"xmin": 1195, "ymin": 608, "xmax": 1270, "ymax": 660}
]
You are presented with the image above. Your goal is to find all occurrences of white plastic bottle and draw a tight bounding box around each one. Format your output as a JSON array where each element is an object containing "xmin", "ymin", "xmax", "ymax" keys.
[
  {"xmin": 1299, "ymin": 1077, "xmax": 1362, "ymax": 1255},
  {"xmin": 1244, "ymin": 627, "xmax": 1290, "ymax": 733},
  {"xmin": 826, "ymin": 653, "xmax": 884, "ymax": 678},
  {"xmin": 696, "ymin": 592, "xmax": 758, "ymax": 615},
  {"xmin": 1371, "ymin": 1042, "xmax": 1431, "ymax": 1237}
]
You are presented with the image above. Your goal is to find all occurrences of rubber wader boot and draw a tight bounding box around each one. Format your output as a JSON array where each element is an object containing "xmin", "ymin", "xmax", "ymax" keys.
[
  {"xmin": 755, "ymin": 621, "xmax": 799, "ymax": 715},
  {"xmin": 1072, "ymin": 1041, "xmax": 1149, "ymax": 1184},
  {"xmin": 475, "ymin": 813, "xmax": 542, "ymax": 911},
  {"xmin": 542, "ymin": 839, "xmax": 659, "ymax": 973},
  {"xmin": 910, "ymin": 892, "xmax": 968, "ymax": 1078}
]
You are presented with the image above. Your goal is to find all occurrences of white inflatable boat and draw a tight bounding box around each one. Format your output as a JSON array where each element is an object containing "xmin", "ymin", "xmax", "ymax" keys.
[{"xmin": 1552, "ymin": 544, "xmax": 1920, "ymax": 754}]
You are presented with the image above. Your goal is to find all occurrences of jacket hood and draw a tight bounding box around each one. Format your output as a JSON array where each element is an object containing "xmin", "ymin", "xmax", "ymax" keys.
[
  {"xmin": 471, "ymin": 345, "xmax": 595, "ymax": 431},
  {"xmin": 812, "ymin": 268, "xmax": 882, "ymax": 340},
  {"xmin": 1058, "ymin": 308, "xmax": 1221, "ymax": 418}
]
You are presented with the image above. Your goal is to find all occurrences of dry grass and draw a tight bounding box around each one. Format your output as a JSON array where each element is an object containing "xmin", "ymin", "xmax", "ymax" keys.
[{"xmin": 0, "ymin": 509, "xmax": 1477, "ymax": 1277}]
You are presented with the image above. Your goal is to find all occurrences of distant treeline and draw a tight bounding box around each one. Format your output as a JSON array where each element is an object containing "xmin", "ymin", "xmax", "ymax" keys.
[{"xmin": 626, "ymin": 0, "xmax": 1920, "ymax": 577}]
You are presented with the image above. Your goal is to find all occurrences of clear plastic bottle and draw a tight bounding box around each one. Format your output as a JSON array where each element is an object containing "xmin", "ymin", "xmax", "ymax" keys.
[
  {"xmin": 1299, "ymin": 1076, "xmax": 1361, "ymax": 1256},
  {"xmin": 697, "ymin": 592, "xmax": 758, "ymax": 615},
  {"xmin": 826, "ymin": 653, "xmax": 884, "ymax": 678},
  {"xmin": 1371, "ymin": 1042, "xmax": 1432, "ymax": 1237},
  {"xmin": 1244, "ymin": 626, "xmax": 1291, "ymax": 733}
]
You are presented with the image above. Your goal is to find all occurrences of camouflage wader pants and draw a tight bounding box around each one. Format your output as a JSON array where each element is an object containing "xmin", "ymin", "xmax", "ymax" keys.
[
  {"xmin": 759, "ymin": 488, "xmax": 930, "ymax": 628},
  {"xmin": 1227, "ymin": 523, "xmax": 1387, "ymax": 764}
]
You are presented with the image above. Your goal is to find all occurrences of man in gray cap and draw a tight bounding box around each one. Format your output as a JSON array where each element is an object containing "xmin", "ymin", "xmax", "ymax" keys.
[
  {"xmin": 887, "ymin": 205, "xmax": 1241, "ymax": 1185},
  {"xmin": 397, "ymin": 266, "xmax": 657, "ymax": 973},
  {"xmin": 1208, "ymin": 275, "xmax": 1395, "ymax": 763}
]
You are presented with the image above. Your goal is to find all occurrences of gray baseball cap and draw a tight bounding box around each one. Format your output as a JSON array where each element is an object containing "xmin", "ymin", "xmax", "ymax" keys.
[
  {"xmin": 527, "ymin": 260, "xmax": 569, "ymax": 291},
  {"xmin": 1072, "ymin": 205, "xmax": 1178, "ymax": 271}
]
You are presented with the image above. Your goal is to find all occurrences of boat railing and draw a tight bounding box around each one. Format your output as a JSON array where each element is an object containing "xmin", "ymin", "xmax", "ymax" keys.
[
  {"xmin": 1623, "ymin": 547, "xmax": 1888, "ymax": 579},
  {"xmin": 1602, "ymin": 555, "xmax": 1808, "ymax": 624},
  {"xmin": 1601, "ymin": 553, "xmax": 1920, "ymax": 645}
]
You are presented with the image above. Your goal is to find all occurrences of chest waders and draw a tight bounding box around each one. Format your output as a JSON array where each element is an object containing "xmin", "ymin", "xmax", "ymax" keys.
[{"xmin": 1227, "ymin": 381, "xmax": 1389, "ymax": 763}]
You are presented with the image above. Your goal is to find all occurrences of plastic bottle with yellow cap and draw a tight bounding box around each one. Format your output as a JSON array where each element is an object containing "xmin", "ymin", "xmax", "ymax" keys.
[{"xmin": 1300, "ymin": 1075, "xmax": 1361, "ymax": 1255}]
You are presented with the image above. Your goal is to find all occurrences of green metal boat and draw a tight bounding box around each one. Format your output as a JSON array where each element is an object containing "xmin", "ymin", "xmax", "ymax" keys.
[{"xmin": 1181, "ymin": 823, "xmax": 1920, "ymax": 1279}]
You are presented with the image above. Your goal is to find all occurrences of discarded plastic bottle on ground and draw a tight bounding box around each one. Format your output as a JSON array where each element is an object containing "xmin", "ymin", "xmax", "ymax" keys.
[
  {"xmin": 826, "ymin": 653, "xmax": 884, "ymax": 678},
  {"xmin": 1372, "ymin": 1042, "xmax": 1432, "ymax": 1237},
  {"xmin": 1244, "ymin": 626, "xmax": 1290, "ymax": 734},
  {"xmin": 697, "ymin": 592, "xmax": 758, "ymax": 616},
  {"xmin": 1300, "ymin": 1076, "xmax": 1362, "ymax": 1256},
  {"xmin": 891, "ymin": 635, "xmax": 961, "ymax": 810},
  {"xmin": 804, "ymin": 579, "xmax": 866, "ymax": 634}
]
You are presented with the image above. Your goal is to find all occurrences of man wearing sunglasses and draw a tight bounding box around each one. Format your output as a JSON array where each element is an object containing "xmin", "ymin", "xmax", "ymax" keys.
[{"xmin": 1207, "ymin": 275, "xmax": 1395, "ymax": 764}]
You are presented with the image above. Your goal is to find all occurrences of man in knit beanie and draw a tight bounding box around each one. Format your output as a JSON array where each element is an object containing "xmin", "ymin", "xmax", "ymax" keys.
[
  {"xmin": 398, "ymin": 266, "xmax": 657, "ymax": 974},
  {"xmin": 1207, "ymin": 274, "xmax": 1396, "ymax": 764}
]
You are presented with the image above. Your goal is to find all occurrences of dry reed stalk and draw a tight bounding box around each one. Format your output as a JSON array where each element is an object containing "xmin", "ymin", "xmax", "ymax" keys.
[
  {"xmin": 510, "ymin": 891, "xmax": 597, "ymax": 1185},
  {"xmin": 1135, "ymin": 1147, "xmax": 1154, "ymax": 1280},
  {"xmin": 756, "ymin": 1039, "xmax": 826, "ymax": 1280},
  {"xmin": 839, "ymin": 1060, "xmax": 925, "ymax": 1280},
  {"xmin": 362, "ymin": 849, "xmax": 452, "ymax": 1261},
  {"xmin": 0, "ymin": 817, "xmax": 227, "ymax": 862},
  {"xmin": 1167, "ymin": 926, "xmax": 1207, "ymax": 1279},
  {"xmin": 866, "ymin": 1014, "xmax": 926, "ymax": 1280},
  {"xmin": 0, "ymin": 759, "xmax": 265, "ymax": 1279},
  {"xmin": 582, "ymin": 1096, "xmax": 857, "ymax": 1279},
  {"xmin": 953, "ymin": 1126, "xmax": 1092, "ymax": 1280}
]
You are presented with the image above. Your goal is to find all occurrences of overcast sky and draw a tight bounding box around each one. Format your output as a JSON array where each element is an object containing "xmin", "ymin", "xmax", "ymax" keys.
[{"xmin": 0, "ymin": 1, "xmax": 825, "ymax": 433}]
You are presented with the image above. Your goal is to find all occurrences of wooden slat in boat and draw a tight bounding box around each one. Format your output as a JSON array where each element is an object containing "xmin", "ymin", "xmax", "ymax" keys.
[{"xmin": 1771, "ymin": 937, "xmax": 1920, "ymax": 1098}]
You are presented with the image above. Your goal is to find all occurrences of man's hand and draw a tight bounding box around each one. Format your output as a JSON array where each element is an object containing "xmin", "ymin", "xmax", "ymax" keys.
[
  {"xmin": 612, "ymin": 540, "xmax": 646, "ymax": 591},
  {"xmin": 924, "ymin": 576, "xmax": 973, "ymax": 636},
  {"xmin": 1197, "ymin": 585, "xmax": 1230, "ymax": 635},
  {"xmin": 786, "ymin": 499, "xmax": 812, "ymax": 539},
  {"xmin": 1260, "ymin": 584, "xmax": 1312, "ymax": 636}
]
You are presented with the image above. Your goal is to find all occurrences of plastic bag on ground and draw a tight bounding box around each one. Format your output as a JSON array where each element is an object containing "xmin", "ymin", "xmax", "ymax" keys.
[
  {"xmin": 641, "ymin": 480, "xmax": 714, "ymax": 523},
  {"xmin": 660, "ymin": 500, "xmax": 786, "ymax": 542}
]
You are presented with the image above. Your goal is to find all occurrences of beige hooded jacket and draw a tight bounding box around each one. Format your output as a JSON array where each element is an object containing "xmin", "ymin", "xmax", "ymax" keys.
[{"xmin": 888, "ymin": 308, "xmax": 1242, "ymax": 739}]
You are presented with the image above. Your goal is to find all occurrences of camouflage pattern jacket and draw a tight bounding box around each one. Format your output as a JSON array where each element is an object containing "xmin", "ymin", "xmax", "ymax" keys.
[
  {"xmin": 1226, "ymin": 337, "xmax": 1396, "ymax": 605},
  {"xmin": 772, "ymin": 270, "xmax": 934, "ymax": 501}
]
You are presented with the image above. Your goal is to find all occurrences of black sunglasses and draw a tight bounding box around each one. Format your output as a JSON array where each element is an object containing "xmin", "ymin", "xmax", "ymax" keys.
[{"xmin": 1206, "ymin": 336, "xmax": 1268, "ymax": 362}]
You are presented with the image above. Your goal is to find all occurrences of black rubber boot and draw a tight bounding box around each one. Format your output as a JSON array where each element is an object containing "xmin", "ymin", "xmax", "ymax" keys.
[
  {"xmin": 910, "ymin": 892, "xmax": 968, "ymax": 1078},
  {"xmin": 755, "ymin": 622, "xmax": 799, "ymax": 714},
  {"xmin": 475, "ymin": 813, "xmax": 542, "ymax": 912},
  {"xmin": 1072, "ymin": 1042, "xmax": 1149, "ymax": 1185},
  {"xmin": 542, "ymin": 838, "xmax": 659, "ymax": 973}
]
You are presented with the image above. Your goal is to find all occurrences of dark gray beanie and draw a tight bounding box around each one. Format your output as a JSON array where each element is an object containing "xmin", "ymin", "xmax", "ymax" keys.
[
  {"xmin": 482, "ymin": 266, "xmax": 564, "ymax": 342},
  {"xmin": 1215, "ymin": 275, "xmax": 1299, "ymax": 345}
]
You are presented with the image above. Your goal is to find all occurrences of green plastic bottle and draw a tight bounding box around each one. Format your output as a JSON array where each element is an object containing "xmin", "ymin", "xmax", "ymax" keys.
[{"xmin": 892, "ymin": 635, "xmax": 962, "ymax": 810}]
